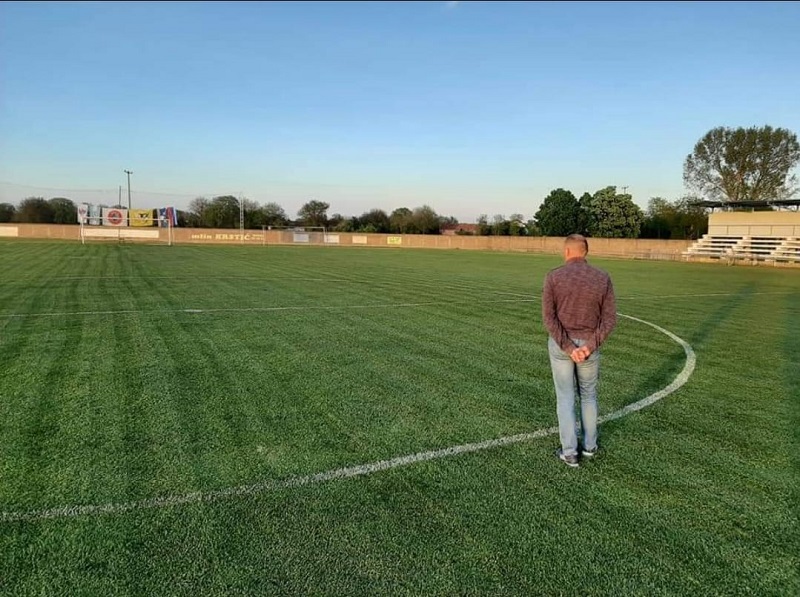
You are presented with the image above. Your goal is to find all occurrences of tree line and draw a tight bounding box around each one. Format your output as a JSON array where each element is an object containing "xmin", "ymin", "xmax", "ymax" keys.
[
  {"xmin": 2, "ymin": 125, "xmax": 795, "ymax": 239},
  {"xmin": 184, "ymin": 197, "xmax": 452, "ymax": 235},
  {"xmin": 532, "ymin": 186, "xmax": 710, "ymax": 240},
  {"xmin": 0, "ymin": 191, "xmax": 707, "ymax": 239}
]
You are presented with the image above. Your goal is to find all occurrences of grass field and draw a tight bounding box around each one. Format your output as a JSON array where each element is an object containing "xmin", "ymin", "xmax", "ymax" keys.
[{"xmin": 0, "ymin": 241, "xmax": 798, "ymax": 596}]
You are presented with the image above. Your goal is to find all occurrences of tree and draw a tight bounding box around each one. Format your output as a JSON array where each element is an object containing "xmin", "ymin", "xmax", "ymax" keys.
[
  {"xmin": 186, "ymin": 197, "xmax": 210, "ymax": 227},
  {"xmin": 641, "ymin": 197, "xmax": 672, "ymax": 239},
  {"xmin": 642, "ymin": 196, "xmax": 709, "ymax": 239},
  {"xmin": 534, "ymin": 188, "xmax": 580, "ymax": 236},
  {"xmin": 684, "ymin": 125, "xmax": 800, "ymax": 203},
  {"xmin": 440, "ymin": 215, "xmax": 459, "ymax": 227},
  {"xmin": 0, "ymin": 203, "xmax": 16, "ymax": 223},
  {"xmin": 672, "ymin": 196, "xmax": 709, "ymax": 239},
  {"xmin": 48, "ymin": 197, "xmax": 77, "ymax": 224},
  {"xmin": 585, "ymin": 186, "xmax": 644, "ymax": 238},
  {"xmin": 491, "ymin": 214, "xmax": 510, "ymax": 236},
  {"xmin": 333, "ymin": 217, "xmax": 357, "ymax": 232},
  {"xmin": 411, "ymin": 205, "xmax": 441, "ymax": 234},
  {"xmin": 327, "ymin": 213, "xmax": 344, "ymax": 229},
  {"xmin": 15, "ymin": 197, "xmax": 54, "ymax": 223},
  {"xmin": 298, "ymin": 200, "xmax": 329, "ymax": 227},
  {"xmin": 205, "ymin": 195, "xmax": 240, "ymax": 228},
  {"xmin": 261, "ymin": 202, "xmax": 288, "ymax": 228},
  {"xmin": 576, "ymin": 192, "xmax": 593, "ymax": 236},
  {"xmin": 358, "ymin": 209, "xmax": 391, "ymax": 233},
  {"xmin": 476, "ymin": 214, "xmax": 491, "ymax": 236},
  {"xmin": 389, "ymin": 207, "xmax": 414, "ymax": 233},
  {"xmin": 509, "ymin": 213, "xmax": 526, "ymax": 236},
  {"xmin": 241, "ymin": 198, "xmax": 262, "ymax": 229}
]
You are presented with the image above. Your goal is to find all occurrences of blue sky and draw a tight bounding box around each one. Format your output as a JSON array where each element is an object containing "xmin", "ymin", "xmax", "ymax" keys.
[{"xmin": 1, "ymin": 1, "xmax": 798, "ymax": 222}]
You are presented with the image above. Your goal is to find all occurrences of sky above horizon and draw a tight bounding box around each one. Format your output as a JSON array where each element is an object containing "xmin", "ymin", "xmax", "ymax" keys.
[{"xmin": 1, "ymin": 1, "xmax": 798, "ymax": 222}]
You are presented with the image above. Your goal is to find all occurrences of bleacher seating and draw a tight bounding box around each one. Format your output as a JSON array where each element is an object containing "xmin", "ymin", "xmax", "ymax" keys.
[
  {"xmin": 772, "ymin": 237, "xmax": 800, "ymax": 262},
  {"xmin": 683, "ymin": 235, "xmax": 800, "ymax": 265}
]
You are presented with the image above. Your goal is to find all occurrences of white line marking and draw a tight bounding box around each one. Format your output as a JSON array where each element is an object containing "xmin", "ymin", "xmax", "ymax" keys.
[
  {"xmin": 0, "ymin": 313, "xmax": 694, "ymax": 524},
  {"xmin": 492, "ymin": 291, "xmax": 534, "ymax": 298},
  {"xmin": 619, "ymin": 291, "xmax": 794, "ymax": 301},
  {"xmin": 47, "ymin": 276, "xmax": 349, "ymax": 282},
  {"xmin": 1, "ymin": 298, "xmax": 536, "ymax": 319},
  {"xmin": 489, "ymin": 291, "xmax": 796, "ymax": 301},
  {"xmin": 183, "ymin": 309, "xmax": 203, "ymax": 313},
  {"xmin": 4, "ymin": 289, "xmax": 793, "ymax": 320}
]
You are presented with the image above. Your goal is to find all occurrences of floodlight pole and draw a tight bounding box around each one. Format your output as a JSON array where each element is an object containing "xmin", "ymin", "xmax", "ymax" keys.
[
  {"xmin": 239, "ymin": 193, "xmax": 245, "ymax": 244},
  {"xmin": 124, "ymin": 170, "xmax": 133, "ymax": 210}
]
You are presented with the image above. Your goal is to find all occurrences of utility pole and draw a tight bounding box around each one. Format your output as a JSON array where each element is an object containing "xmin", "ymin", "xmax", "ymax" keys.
[
  {"xmin": 124, "ymin": 170, "xmax": 133, "ymax": 210},
  {"xmin": 621, "ymin": 185, "xmax": 629, "ymax": 194},
  {"xmin": 118, "ymin": 185, "xmax": 122, "ymax": 207},
  {"xmin": 239, "ymin": 192, "xmax": 245, "ymax": 244}
]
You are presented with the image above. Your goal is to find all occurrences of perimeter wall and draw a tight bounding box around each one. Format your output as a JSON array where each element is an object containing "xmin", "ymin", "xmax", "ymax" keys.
[{"xmin": 0, "ymin": 223, "xmax": 693, "ymax": 260}]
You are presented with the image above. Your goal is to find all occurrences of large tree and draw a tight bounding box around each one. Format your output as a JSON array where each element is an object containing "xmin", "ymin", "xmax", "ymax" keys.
[
  {"xmin": 15, "ymin": 197, "xmax": 54, "ymax": 223},
  {"xmin": 241, "ymin": 198, "xmax": 262, "ymax": 229},
  {"xmin": 389, "ymin": 207, "xmax": 414, "ymax": 233},
  {"xmin": 298, "ymin": 200, "xmax": 329, "ymax": 227},
  {"xmin": 585, "ymin": 186, "xmax": 644, "ymax": 238},
  {"xmin": 534, "ymin": 188, "xmax": 580, "ymax": 236},
  {"xmin": 205, "ymin": 195, "xmax": 240, "ymax": 228},
  {"xmin": 641, "ymin": 197, "xmax": 672, "ymax": 239},
  {"xmin": 491, "ymin": 214, "xmax": 509, "ymax": 236},
  {"xmin": 509, "ymin": 213, "xmax": 526, "ymax": 236},
  {"xmin": 358, "ymin": 209, "xmax": 391, "ymax": 233},
  {"xmin": 186, "ymin": 197, "xmax": 210, "ymax": 227},
  {"xmin": 48, "ymin": 197, "xmax": 77, "ymax": 224},
  {"xmin": 576, "ymin": 192, "xmax": 593, "ymax": 236},
  {"xmin": 261, "ymin": 202, "xmax": 288, "ymax": 228},
  {"xmin": 684, "ymin": 125, "xmax": 800, "ymax": 203},
  {"xmin": 411, "ymin": 205, "xmax": 441, "ymax": 235},
  {"xmin": 0, "ymin": 203, "xmax": 16, "ymax": 223}
]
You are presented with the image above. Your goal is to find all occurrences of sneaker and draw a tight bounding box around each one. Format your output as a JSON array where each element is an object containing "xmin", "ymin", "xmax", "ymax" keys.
[
  {"xmin": 555, "ymin": 449, "xmax": 579, "ymax": 468},
  {"xmin": 582, "ymin": 447, "xmax": 598, "ymax": 458}
]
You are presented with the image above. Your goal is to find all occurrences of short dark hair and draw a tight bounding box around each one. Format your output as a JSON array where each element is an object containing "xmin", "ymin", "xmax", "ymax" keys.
[{"xmin": 565, "ymin": 234, "xmax": 588, "ymax": 255}]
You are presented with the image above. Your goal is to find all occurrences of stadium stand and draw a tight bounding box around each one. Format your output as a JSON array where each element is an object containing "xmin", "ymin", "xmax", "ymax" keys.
[
  {"xmin": 683, "ymin": 234, "xmax": 800, "ymax": 264},
  {"xmin": 682, "ymin": 208, "xmax": 800, "ymax": 266}
]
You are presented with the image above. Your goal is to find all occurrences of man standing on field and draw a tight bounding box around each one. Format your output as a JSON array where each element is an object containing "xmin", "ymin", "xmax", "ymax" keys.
[{"xmin": 542, "ymin": 234, "xmax": 617, "ymax": 468}]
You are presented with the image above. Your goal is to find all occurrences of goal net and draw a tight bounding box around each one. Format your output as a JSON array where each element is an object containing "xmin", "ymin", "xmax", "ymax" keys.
[
  {"xmin": 79, "ymin": 208, "xmax": 174, "ymax": 246},
  {"xmin": 264, "ymin": 226, "xmax": 329, "ymax": 247}
]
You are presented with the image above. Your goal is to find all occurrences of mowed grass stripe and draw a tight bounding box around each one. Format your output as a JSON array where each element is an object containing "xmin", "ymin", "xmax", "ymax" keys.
[
  {"xmin": 0, "ymin": 242, "xmax": 798, "ymax": 595},
  {"xmin": 0, "ymin": 306, "xmax": 684, "ymax": 510}
]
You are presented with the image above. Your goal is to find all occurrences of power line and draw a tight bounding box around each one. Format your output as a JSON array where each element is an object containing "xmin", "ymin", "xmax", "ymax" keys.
[{"xmin": 0, "ymin": 180, "xmax": 238, "ymax": 198}]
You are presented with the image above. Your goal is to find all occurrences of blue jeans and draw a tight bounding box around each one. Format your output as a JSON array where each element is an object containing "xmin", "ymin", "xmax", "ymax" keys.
[{"xmin": 548, "ymin": 336, "xmax": 600, "ymax": 457}]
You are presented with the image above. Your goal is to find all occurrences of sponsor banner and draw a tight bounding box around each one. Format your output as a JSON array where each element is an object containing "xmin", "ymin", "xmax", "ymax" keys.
[
  {"xmin": 387, "ymin": 236, "xmax": 403, "ymax": 245},
  {"xmin": 352, "ymin": 235, "xmax": 368, "ymax": 245},
  {"xmin": 103, "ymin": 208, "xmax": 128, "ymax": 227},
  {"xmin": 130, "ymin": 209, "xmax": 155, "ymax": 227},
  {"xmin": 293, "ymin": 233, "xmax": 309, "ymax": 243},
  {"xmin": 324, "ymin": 234, "xmax": 340, "ymax": 244},
  {"xmin": 0, "ymin": 226, "xmax": 19, "ymax": 237},
  {"xmin": 78, "ymin": 203, "xmax": 89, "ymax": 224},
  {"xmin": 158, "ymin": 207, "xmax": 178, "ymax": 227},
  {"xmin": 189, "ymin": 233, "xmax": 263, "ymax": 242},
  {"xmin": 88, "ymin": 205, "xmax": 102, "ymax": 226}
]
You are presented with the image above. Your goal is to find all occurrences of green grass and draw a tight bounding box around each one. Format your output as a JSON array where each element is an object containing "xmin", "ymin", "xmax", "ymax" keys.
[{"xmin": 0, "ymin": 241, "xmax": 798, "ymax": 596}]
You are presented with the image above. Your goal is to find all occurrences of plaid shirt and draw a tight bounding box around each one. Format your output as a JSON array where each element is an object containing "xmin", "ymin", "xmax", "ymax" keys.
[{"xmin": 542, "ymin": 257, "xmax": 617, "ymax": 354}]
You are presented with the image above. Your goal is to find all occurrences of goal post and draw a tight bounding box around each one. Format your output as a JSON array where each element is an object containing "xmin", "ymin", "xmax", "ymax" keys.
[
  {"xmin": 264, "ymin": 225, "xmax": 332, "ymax": 247},
  {"xmin": 80, "ymin": 214, "xmax": 173, "ymax": 246}
]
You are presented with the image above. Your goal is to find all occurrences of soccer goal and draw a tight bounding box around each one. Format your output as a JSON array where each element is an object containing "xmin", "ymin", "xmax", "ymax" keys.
[
  {"xmin": 80, "ymin": 213, "xmax": 174, "ymax": 246},
  {"xmin": 264, "ymin": 226, "xmax": 330, "ymax": 247}
]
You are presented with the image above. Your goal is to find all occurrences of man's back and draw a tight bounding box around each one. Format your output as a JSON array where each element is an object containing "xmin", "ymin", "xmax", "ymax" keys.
[{"xmin": 542, "ymin": 258, "xmax": 616, "ymax": 354}]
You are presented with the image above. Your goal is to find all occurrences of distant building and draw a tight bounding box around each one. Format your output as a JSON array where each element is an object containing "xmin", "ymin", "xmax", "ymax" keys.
[{"xmin": 441, "ymin": 223, "xmax": 479, "ymax": 236}]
